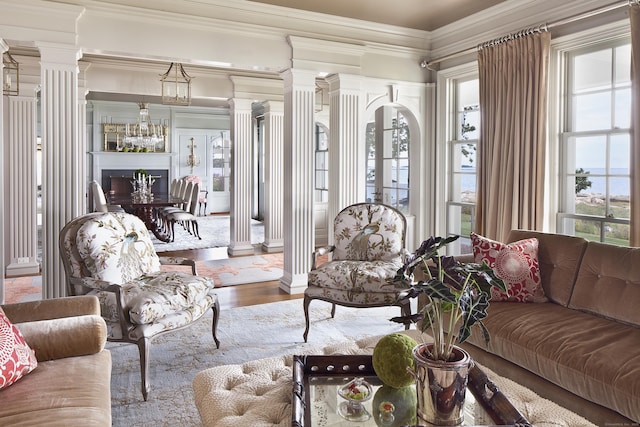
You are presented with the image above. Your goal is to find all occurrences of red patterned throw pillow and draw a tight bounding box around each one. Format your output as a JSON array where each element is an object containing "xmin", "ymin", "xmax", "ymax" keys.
[
  {"xmin": 0, "ymin": 307, "xmax": 38, "ymax": 390},
  {"xmin": 470, "ymin": 232, "xmax": 547, "ymax": 303}
]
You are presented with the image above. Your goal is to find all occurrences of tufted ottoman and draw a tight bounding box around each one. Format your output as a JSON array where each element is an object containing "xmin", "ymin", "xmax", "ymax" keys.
[{"xmin": 192, "ymin": 332, "xmax": 597, "ymax": 427}]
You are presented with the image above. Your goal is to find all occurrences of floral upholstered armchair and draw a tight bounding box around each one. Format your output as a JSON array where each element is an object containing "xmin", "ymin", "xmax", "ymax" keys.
[
  {"xmin": 303, "ymin": 203, "xmax": 411, "ymax": 342},
  {"xmin": 59, "ymin": 212, "xmax": 220, "ymax": 400}
]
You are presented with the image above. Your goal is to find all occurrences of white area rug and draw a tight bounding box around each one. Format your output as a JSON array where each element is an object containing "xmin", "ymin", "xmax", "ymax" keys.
[
  {"xmin": 109, "ymin": 299, "xmax": 406, "ymax": 426},
  {"xmin": 152, "ymin": 215, "xmax": 265, "ymax": 252}
]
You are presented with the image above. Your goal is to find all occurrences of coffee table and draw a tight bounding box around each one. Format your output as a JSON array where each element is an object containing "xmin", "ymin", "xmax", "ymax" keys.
[{"xmin": 291, "ymin": 354, "xmax": 531, "ymax": 427}]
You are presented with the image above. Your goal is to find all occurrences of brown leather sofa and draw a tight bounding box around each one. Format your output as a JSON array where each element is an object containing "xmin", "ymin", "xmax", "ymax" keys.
[
  {"xmin": 455, "ymin": 230, "xmax": 640, "ymax": 425},
  {"xmin": 0, "ymin": 295, "xmax": 112, "ymax": 426}
]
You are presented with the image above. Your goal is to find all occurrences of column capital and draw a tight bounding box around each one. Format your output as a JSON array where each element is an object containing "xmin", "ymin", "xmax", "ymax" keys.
[
  {"xmin": 262, "ymin": 100, "xmax": 284, "ymax": 114},
  {"xmin": 36, "ymin": 42, "xmax": 82, "ymax": 68},
  {"xmin": 0, "ymin": 39, "xmax": 9, "ymax": 53},
  {"xmin": 280, "ymin": 68, "xmax": 317, "ymax": 90},
  {"xmin": 326, "ymin": 73, "xmax": 363, "ymax": 92},
  {"xmin": 228, "ymin": 97, "xmax": 253, "ymax": 111}
]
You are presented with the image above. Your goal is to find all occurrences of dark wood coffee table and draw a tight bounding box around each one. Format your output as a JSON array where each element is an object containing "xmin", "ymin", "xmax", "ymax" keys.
[{"xmin": 291, "ymin": 354, "xmax": 531, "ymax": 427}]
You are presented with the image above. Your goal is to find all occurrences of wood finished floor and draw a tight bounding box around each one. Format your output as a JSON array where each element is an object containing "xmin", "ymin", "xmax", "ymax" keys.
[{"xmin": 162, "ymin": 246, "xmax": 303, "ymax": 311}]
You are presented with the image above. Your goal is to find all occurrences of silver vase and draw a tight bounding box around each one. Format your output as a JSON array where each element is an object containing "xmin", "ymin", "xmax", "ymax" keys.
[{"xmin": 410, "ymin": 343, "xmax": 472, "ymax": 426}]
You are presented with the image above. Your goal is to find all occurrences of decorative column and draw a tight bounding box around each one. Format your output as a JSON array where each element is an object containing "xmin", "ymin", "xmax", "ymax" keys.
[
  {"xmin": 5, "ymin": 85, "xmax": 39, "ymax": 277},
  {"xmin": 0, "ymin": 40, "xmax": 7, "ymax": 303},
  {"xmin": 37, "ymin": 42, "xmax": 83, "ymax": 299},
  {"xmin": 280, "ymin": 69, "xmax": 316, "ymax": 294},
  {"xmin": 262, "ymin": 100, "xmax": 284, "ymax": 253},
  {"xmin": 228, "ymin": 98, "xmax": 254, "ymax": 256},
  {"xmin": 327, "ymin": 74, "xmax": 364, "ymax": 243}
]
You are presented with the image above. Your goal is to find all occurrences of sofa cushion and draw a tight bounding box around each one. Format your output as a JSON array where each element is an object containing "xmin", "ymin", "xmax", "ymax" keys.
[
  {"xmin": 569, "ymin": 241, "xmax": 640, "ymax": 327},
  {"xmin": 471, "ymin": 232, "xmax": 547, "ymax": 303},
  {"xmin": 0, "ymin": 307, "xmax": 38, "ymax": 390},
  {"xmin": 76, "ymin": 212, "xmax": 161, "ymax": 285},
  {"xmin": 465, "ymin": 302, "xmax": 640, "ymax": 422},
  {"xmin": 507, "ymin": 230, "xmax": 588, "ymax": 306}
]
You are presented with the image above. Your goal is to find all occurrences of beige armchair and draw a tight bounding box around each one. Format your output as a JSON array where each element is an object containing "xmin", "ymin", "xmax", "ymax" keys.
[
  {"xmin": 59, "ymin": 212, "xmax": 220, "ymax": 400},
  {"xmin": 303, "ymin": 203, "xmax": 411, "ymax": 342}
]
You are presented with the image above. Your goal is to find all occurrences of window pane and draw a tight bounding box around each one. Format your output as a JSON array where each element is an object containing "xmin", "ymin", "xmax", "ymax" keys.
[
  {"xmin": 574, "ymin": 49, "xmax": 612, "ymax": 92},
  {"xmin": 610, "ymin": 177, "xmax": 630, "ymax": 218},
  {"xmin": 605, "ymin": 223, "xmax": 629, "ymax": 246},
  {"xmin": 573, "ymin": 135, "xmax": 607, "ymax": 171},
  {"xmin": 611, "ymin": 134, "xmax": 630, "ymax": 174},
  {"xmin": 615, "ymin": 45, "xmax": 631, "ymax": 86},
  {"xmin": 574, "ymin": 93, "xmax": 611, "ymax": 131},
  {"xmin": 458, "ymin": 108, "xmax": 479, "ymax": 140},
  {"xmin": 447, "ymin": 204, "xmax": 475, "ymax": 247},
  {"xmin": 614, "ymin": 88, "xmax": 631, "ymax": 129}
]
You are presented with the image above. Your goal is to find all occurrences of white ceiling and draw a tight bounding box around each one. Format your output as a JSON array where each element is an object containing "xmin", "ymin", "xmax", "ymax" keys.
[{"xmin": 247, "ymin": 0, "xmax": 508, "ymax": 31}]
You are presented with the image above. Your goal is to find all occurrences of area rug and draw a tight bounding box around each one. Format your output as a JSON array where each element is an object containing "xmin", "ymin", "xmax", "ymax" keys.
[
  {"xmin": 109, "ymin": 299, "xmax": 406, "ymax": 426},
  {"xmin": 196, "ymin": 253, "xmax": 283, "ymax": 286},
  {"xmin": 152, "ymin": 215, "xmax": 265, "ymax": 252}
]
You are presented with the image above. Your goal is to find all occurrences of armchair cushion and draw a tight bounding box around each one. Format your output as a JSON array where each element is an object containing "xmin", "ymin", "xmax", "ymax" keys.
[
  {"xmin": 77, "ymin": 212, "xmax": 160, "ymax": 284},
  {"xmin": 308, "ymin": 260, "xmax": 402, "ymax": 295},
  {"xmin": 0, "ymin": 308, "xmax": 38, "ymax": 390}
]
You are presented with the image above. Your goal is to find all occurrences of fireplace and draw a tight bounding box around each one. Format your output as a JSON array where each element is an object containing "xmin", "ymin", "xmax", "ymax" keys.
[{"xmin": 101, "ymin": 169, "xmax": 169, "ymax": 196}]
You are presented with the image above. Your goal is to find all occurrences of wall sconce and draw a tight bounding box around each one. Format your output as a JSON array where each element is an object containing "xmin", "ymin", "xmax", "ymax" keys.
[
  {"xmin": 160, "ymin": 62, "xmax": 193, "ymax": 106},
  {"xmin": 3, "ymin": 51, "xmax": 19, "ymax": 96},
  {"xmin": 186, "ymin": 137, "xmax": 201, "ymax": 173}
]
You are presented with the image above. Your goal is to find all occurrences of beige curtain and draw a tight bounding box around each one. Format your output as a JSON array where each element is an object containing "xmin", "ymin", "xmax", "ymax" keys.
[
  {"xmin": 475, "ymin": 31, "xmax": 551, "ymax": 242},
  {"xmin": 630, "ymin": 5, "xmax": 640, "ymax": 247}
]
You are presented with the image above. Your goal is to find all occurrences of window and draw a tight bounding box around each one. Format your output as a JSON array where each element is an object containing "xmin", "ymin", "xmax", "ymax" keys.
[
  {"xmin": 559, "ymin": 40, "xmax": 631, "ymax": 245},
  {"xmin": 365, "ymin": 106, "xmax": 410, "ymax": 214},
  {"xmin": 446, "ymin": 78, "xmax": 479, "ymax": 253},
  {"xmin": 314, "ymin": 124, "xmax": 329, "ymax": 203}
]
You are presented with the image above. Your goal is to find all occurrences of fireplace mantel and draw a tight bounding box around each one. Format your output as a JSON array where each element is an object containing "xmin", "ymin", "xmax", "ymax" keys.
[{"xmin": 91, "ymin": 151, "xmax": 178, "ymax": 194}]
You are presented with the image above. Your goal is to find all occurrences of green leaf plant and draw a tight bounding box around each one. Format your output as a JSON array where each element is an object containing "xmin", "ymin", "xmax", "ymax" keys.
[{"xmin": 389, "ymin": 235, "xmax": 506, "ymax": 362}]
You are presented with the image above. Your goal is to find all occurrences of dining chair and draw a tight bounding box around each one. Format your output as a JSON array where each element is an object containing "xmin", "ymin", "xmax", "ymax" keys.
[
  {"xmin": 59, "ymin": 211, "xmax": 220, "ymax": 400},
  {"xmin": 303, "ymin": 202, "xmax": 411, "ymax": 342},
  {"xmin": 90, "ymin": 180, "xmax": 125, "ymax": 213},
  {"xmin": 165, "ymin": 181, "xmax": 201, "ymax": 241}
]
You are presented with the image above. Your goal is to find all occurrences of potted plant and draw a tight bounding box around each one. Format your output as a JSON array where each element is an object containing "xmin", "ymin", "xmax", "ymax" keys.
[{"xmin": 388, "ymin": 235, "xmax": 506, "ymax": 425}]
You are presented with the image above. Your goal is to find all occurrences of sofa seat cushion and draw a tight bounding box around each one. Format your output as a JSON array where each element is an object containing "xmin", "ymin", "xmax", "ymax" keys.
[
  {"xmin": 465, "ymin": 302, "xmax": 640, "ymax": 422},
  {"xmin": 0, "ymin": 350, "xmax": 112, "ymax": 426}
]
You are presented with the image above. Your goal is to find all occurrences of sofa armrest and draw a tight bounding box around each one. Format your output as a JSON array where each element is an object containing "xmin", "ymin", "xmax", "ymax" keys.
[
  {"xmin": 1, "ymin": 295, "xmax": 100, "ymax": 323},
  {"xmin": 16, "ymin": 314, "xmax": 107, "ymax": 361}
]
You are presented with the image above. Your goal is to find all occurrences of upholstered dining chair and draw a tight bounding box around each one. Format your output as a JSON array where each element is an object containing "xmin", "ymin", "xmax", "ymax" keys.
[
  {"xmin": 90, "ymin": 180, "xmax": 125, "ymax": 213},
  {"xmin": 164, "ymin": 181, "xmax": 201, "ymax": 241},
  {"xmin": 303, "ymin": 202, "xmax": 411, "ymax": 342},
  {"xmin": 59, "ymin": 211, "xmax": 220, "ymax": 400}
]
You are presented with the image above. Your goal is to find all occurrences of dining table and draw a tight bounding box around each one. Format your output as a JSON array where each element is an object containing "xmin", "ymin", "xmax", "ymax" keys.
[{"xmin": 108, "ymin": 193, "xmax": 184, "ymax": 243}]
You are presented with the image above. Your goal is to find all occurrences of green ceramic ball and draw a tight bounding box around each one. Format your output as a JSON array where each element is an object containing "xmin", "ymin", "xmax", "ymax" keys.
[{"xmin": 372, "ymin": 333, "xmax": 417, "ymax": 388}]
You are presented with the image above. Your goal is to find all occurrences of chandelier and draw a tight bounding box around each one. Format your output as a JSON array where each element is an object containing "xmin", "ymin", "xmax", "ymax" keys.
[
  {"xmin": 122, "ymin": 103, "xmax": 165, "ymax": 151},
  {"xmin": 3, "ymin": 51, "xmax": 19, "ymax": 96},
  {"xmin": 160, "ymin": 62, "xmax": 193, "ymax": 106}
]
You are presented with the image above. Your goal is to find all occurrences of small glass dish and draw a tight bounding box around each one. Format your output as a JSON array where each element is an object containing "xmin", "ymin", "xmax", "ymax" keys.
[{"xmin": 337, "ymin": 377, "xmax": 373, "ymax": 422}]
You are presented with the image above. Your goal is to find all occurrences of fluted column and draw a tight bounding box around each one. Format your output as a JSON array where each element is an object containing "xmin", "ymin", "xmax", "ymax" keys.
[
  {"xmin": 280, "ymin": 69, "xmax": 316, "ymax": 294},
  {"xmin": 327, "ymin": 74, "xmax": 364, "ymax": 243},
  {"xmin": 5, "ymin": 90, "xmax": 39, "ymax": 277},
  {"xmin": 262, "ymin": 100, "xmax": 284, "ymax": 253},
  {"xmin": 228, "ymin": 98, "xmax": 254, "ymax": 256},
  {"xmin": 0, "ymin": 40, "xmax": 7, "ymax": 304},
  {"xmin": 37, "ymin": 42, "xmax": 82, "ymax": 299}
]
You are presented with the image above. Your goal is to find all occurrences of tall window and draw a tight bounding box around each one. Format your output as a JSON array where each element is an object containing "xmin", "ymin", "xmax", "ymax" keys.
[
  {"xmin": 559, "ymin": 40, "xmax": 631, "ymax": 245},
  {"xmin": 447, "ymin": 78, "xmax": 479, "ymax": 253},
  {"xmin": 366, "ymin": 106, "xmax": 410, "ymax": 214},
  {"xmin": 314, "ymin": 124, "xmax": 329, "ymax": 203}
]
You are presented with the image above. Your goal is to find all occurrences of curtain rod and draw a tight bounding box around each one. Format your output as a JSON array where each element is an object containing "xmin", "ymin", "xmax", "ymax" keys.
[{"xmin": 422, "ymin": 0, "xmax": 635, "ymax": 70}]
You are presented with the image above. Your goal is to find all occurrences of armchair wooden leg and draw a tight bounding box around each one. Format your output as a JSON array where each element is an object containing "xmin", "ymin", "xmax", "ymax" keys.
[
  {"xmin": 303, "ymin": 295, "xmax": 311, "ymax": 343},
  {"xmin": 401, "ymin": 301, "xmax": 411, "ymax": 330},
  {"xmin": 211, "ymin": 300, "xmax": 221, "ymax": 349},
  {"xmin": 330, "ymin": 303, "xmax": 336, "ymax": 318},
  {"xmin": 137, "ymin": 337, "xmax": 151, "ymax": 401}
]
